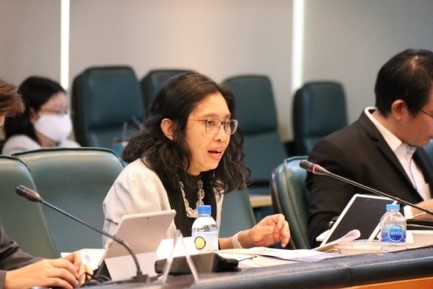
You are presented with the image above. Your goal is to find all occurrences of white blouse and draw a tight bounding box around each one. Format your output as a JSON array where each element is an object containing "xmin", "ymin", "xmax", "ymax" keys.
[{"xmin": 102, "ymin": 158, "xmax": 224, "ymax": 245}]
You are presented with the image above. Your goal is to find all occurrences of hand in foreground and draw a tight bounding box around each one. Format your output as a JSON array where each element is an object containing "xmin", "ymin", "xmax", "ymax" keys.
[
  {"xmin": 4, "ymin": 252, "xmax": 92, "ymax": 289},
  {"xmin": 240, "ymin": 213, "xmax": 290, "ymax": 248},
  {"xmin": 63, "ymin": 251, "xmax": 93, "ymax": 284}
]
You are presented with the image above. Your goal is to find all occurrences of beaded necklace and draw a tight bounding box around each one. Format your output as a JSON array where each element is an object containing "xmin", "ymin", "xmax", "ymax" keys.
[{"xmin": 179, "ymin": 179, "xmax": 205, "ymax": 218}]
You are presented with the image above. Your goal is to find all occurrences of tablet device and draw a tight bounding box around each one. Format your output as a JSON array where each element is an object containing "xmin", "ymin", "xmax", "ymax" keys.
[
  {"xmin": 101, "ymin": 210, "xmax": 176, "ymax": 280},
  {"xmin": 320, "ymin": 194, "xmax": 394, "ymax": 246}
]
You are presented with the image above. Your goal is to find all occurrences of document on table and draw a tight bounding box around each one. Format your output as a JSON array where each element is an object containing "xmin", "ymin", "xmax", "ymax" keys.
[{"xmin": 218, "ymin": 247, "xmax": 341, "ymax": 268}]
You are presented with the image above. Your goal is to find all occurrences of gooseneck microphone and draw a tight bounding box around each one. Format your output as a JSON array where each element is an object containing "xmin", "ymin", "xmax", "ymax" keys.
[
  {"xmin": 15, "ymin": 185, "xmax": 148, "ymax": 283},
  {"xmin": 299, "ymin": 160, "xmax": 433, "ymax": 217}
]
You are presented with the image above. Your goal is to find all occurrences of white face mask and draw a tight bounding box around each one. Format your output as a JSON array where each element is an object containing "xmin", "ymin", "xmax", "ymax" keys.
[{"xmin": 34, "ymin": 114, "xmax": 72, "ymax": 143}]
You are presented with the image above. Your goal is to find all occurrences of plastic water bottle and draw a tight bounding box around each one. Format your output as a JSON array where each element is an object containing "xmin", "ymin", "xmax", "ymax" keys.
[
  {"xmin": 191, "ymin": 205, "xmax": 218, "ymax": 252},
  {"xmin": 380, "ymin": 203, "xmax": 406, "ymax": 251}
]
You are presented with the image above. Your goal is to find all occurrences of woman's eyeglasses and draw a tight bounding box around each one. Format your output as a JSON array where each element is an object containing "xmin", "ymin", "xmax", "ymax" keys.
[
  {"xmin": 39, "ymin": 108, "xmax": 69, "ymax": 116},
  {"xmin": 192, "ymin": 119, "xmax": 238, "ymax": 135}
]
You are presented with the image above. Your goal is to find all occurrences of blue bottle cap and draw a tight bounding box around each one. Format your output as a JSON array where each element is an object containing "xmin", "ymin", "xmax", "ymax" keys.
[
  {"xmin": 197, "ymin": 205, "xmax": 211, "ymax": 215},
  {"xmin": 386, "ymin": 203, "xmax": 400, "ymax": 211}
]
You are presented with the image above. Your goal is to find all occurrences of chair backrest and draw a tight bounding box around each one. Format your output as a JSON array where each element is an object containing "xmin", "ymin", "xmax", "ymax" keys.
[
  {"xmin": 14, "ymin": 148, "xmax": 125, "ymax": 252},
  {"xmin": 0, "ymin": 156, "xmax": 59, "ymax": 258},
  {"xmin": 222, "ymin": 75, "xmax": 287, "ymax": 196},
  {"xmin": 272, "ymin": 156, "xmax": 310, "ymax": 249},
  {"xmin": 293, "ymin": 81, "xmax": 348, "ymax": 155},
  {"xmin": 140, "ymin": 69, "xmax": 194, "ymax": 112},
  {"xmin": 71, "ymin": 66, "xmax": 144, "ymax": 148},
  {"xmin": 219, "ymin": 189, "xmax": 256, "ymax": 238}
]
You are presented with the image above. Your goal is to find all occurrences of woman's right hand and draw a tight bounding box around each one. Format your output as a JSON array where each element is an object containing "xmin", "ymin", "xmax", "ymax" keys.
[{"xmin": 239, "ymin": 213, "xmax": 290, "ymax": 248}]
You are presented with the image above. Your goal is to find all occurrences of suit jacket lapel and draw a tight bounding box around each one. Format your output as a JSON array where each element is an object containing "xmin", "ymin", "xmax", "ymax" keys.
[
  {"xmin": 357, "ymin": 112, "xmax": 413, "ymax": 185},
  {"xmin": 414, "ymin": 149, "xmax": 433, "ymax": 193},
  {"xmin": 358, "ymin": 110, "xmax": 432, "ymax": 201}
]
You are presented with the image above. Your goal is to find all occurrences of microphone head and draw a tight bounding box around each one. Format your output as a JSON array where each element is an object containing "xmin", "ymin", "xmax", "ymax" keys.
[
  {"xmin": 16, "ymin": 185, "xmax": 43, "ymax": 202},
  {"xmin": 299, "ymin": 160, "xmax": 314, "ymax": 172},
  {"xmin": 299, "ymin": 160, "xmax": 328, "ymax": 175}
]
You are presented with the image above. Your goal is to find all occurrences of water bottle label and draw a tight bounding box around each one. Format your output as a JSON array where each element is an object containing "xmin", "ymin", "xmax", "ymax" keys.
[
  {"xmin": 381, "ymin": 225, "xmax": 406, "ymax": 242},
  {"xmin": 192, "ymin": 231, "xmax": 218, "ymax": 251},
  {"xmin": 194, "ymin": 236, "xmax": 207, "ymax": 250}
]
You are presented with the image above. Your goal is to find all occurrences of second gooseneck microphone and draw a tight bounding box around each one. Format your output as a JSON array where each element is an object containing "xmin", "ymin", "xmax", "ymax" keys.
[
  {"xmin": 299, "ymin": 160, "xmax": 433, "ymax": 217},
  {"xmin": 15, "ymin": 185, "xmax": 148, "ymax": 283}
]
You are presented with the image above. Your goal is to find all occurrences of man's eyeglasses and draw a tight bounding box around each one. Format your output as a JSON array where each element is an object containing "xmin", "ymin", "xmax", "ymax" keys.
[
  {"xmin": 420, "ymin": 110, "xmax": 433, "ymax": 119},
  {"xmin": 192, "ymin": 119, "xmax": 238, "ymax": 135}
]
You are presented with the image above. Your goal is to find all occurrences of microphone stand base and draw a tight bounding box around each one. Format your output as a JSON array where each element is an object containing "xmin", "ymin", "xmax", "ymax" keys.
[
  {"xmin": 132, "ymin": 274, "xmax": 150, "ymax": 283},
  {"xmin": 99, "ymin": 274, "xmax": 151, "ymax": 286}
]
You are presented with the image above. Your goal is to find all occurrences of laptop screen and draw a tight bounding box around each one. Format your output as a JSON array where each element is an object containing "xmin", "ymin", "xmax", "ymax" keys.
[
  {"xmin": 321, "ymin": 194, "xmax": 394, "ymax": 246},
  {"xmin": 102, "ymin": 210, "xmax": 176, "ymax": 281},
  {"xmin": 104, "ymin": 210, "xmax": 176, "ymax": 258}
]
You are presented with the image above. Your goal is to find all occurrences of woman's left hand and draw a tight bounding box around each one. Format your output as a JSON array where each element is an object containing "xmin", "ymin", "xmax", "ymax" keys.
[{"xmin": 240, "ymin": 214, "xmax": 290, "ymax": 248}]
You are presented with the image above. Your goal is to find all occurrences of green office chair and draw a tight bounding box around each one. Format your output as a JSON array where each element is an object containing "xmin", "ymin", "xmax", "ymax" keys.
[
  {"xmin": 222, "ymin": 75, "xmax": 287, "ymax": 196},
  {"xmin": 0, "ymin": 156, "xmax": 59, "ymax": 258},
  {"xmin": 223, "ymin": 75, "xmax": 287, "ymax": 221},
  {"xmin": 71, "ymin": 66, "xmax": 145, "ymax": 149},
  {"xmin": 271, "ymin": 156, "xmax": 310, "ymax": 249},
  {"xmin": 293, "ymin": 81, "xmax": 348, "ymax": 155},
  {"xmin": 219, "ymin": 189, "xmax": 256, "ymax": 238},
  {"xmin": 140, "ymin": 69, "xmax": 194, "ymax": 112},
  {"xmin": 14, "ymin": 148, "xmax": 125, "ymax": 252}
]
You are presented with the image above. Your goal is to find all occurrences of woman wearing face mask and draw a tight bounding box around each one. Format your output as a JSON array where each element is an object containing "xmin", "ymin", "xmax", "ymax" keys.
[{"xmin": 2, "ymin": 76, "xmax": 80, "ymax": 155}]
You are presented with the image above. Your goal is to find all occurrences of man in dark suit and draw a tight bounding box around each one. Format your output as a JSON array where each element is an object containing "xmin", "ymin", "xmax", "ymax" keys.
[{"xmin": 307, "ymin": 49, "xmax": 433, "ymax": 247}]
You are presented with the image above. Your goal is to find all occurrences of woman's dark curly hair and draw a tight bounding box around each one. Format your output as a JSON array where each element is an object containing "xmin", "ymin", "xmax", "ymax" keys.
[{"xmin": 122, "ymin": 72, "xmax": 250, "ymax": 193}]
